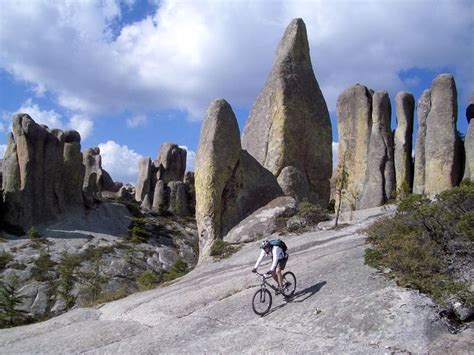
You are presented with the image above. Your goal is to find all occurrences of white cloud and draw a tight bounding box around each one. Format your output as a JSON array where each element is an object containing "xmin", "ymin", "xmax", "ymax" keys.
[
  {"xmin": 17, "ymin": 99, "xmax": 63, "ymax": 129},
  {"xmin": 98, "ymin": 140, "xmax": 143, "ymax": 184},
  {"xmin": 179, "ymin": 145, "xmax": 196, "ymax": 172},
  {"xmin": 0, "ymin": 0, "xmax": 472, "ymax": 121},
  {"xmin": 68, "ymin": 115, "xmax": 94, "ymax": 140},
  {"xmin": 126, "ymin": 114, "xmax": 147, "ymax": 128}
]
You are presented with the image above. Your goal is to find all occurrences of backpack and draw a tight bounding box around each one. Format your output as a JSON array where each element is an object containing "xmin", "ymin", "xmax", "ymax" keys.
[{"xmin": 268, "ymin": 239, "xmax": 287, "ymax": 252}]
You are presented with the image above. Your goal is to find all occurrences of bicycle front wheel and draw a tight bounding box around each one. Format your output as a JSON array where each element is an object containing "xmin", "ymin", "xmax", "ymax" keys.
[
  {"xmin": 252, "ymin": 288, "xmax": 272, "ymax": 316},
  {"xmin": 282, "ymin": 271, "xmax": 296, "ymax": 297}
]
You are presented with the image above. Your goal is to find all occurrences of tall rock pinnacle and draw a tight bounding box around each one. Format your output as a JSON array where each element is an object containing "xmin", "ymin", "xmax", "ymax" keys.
[{"xmin": 242, "ymin": 18, "xmax": 332, "ymax": 206}]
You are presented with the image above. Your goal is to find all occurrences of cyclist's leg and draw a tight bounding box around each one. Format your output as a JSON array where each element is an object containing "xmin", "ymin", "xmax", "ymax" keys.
[{"xmin": 276, "ymin": 266, "xmax": 283, "ymax": 288}]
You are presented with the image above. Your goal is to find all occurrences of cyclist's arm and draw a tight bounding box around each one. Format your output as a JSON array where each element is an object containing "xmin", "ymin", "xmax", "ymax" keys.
[{"xmin": 254, "ymin": 249, "xmax": 266, "ymax": 269}]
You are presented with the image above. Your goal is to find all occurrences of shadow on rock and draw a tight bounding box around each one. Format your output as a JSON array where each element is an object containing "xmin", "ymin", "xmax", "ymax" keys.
[{"xmin": 263, "ymin": 281, "xmax": 327, "ymax": 317}]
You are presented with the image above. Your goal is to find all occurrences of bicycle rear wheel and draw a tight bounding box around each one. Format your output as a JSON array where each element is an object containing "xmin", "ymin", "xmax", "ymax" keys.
[
  {"xmin": 252, "ymin": 288, "xmax": 272, "ymax": 315},
  {"xmin": 282, "ymin": 271, "xmax": 296, "ymax": 297}
]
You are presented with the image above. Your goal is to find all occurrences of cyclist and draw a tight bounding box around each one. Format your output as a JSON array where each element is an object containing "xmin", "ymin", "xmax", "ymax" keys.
[{"xmin": 252, "ymin": 240, "xmax": 288, "ymax": 294}]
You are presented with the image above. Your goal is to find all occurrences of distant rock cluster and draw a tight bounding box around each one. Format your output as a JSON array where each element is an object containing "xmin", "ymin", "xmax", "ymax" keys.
[
  {"xmin": 1, "ymin": 114, "xmax": 128, "ymax": 228},
  {"xmin": 195, "ymin": 19, "xmax": 333, "ymax": 260},
  {"xmin": 335, "ymin": 73, "xmax": 468, "ymax": 211},
  {"xmin": 135, "ymin": 143, "xmax": 194, "ymax": 217}
]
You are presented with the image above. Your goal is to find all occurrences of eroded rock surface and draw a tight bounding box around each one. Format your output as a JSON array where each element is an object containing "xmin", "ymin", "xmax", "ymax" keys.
[
  {"xmin": 394, "ymin": 91, "xmax": 414, "ymax": 193},
  {"xmin": 242, "ymin": 18, "xmax": 332, "ymax": 206},
  {"xmin": 464, "ymin": 94, "xmax": 474, "ymax": 181},
  {"xmin": 413, "ymin": 89, "xmax": 431, "ymax": 194}
]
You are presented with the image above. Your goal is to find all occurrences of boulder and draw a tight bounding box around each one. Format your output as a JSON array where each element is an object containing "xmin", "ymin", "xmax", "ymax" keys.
[
  {"xmin": 155, "ymin": 143, "xmax": 186, "ymax": 184},
  {"xmin": 463, "ymin": 94, "xmax": 474, "ymax": 181},
  {"xmin": 195, "ymin": 99, "xmax": 242, "ymax": 260},
  {"xmin": 82, "ymin": 147, "xmax": 102, "ymax": 207},
  {"xmin": 135, "ymin": 158, "xmax": 152, "ymax": 203},
  {"xmin": 101, "ymin": 169, "xmax": 121, "ymax": 193},
  {"xmin": 63, "ymin": 130, "xmax": 84, "ymax": 206},
  {"xmin": 394, "ymin": 91, "xmax": 415, "ymax": 194},
  {"xmin": 359, "ymin": 91, "xmax": 395, "ymax": 208},
  {"xmin": 168, "ymin": 181, "xmax": 189, "ymax": 217},
  {"xmin": 335, "ymin": 84, "xmax": 372, "ymax": 210},
  {"xmin": 424, "ymin": 74, "xmax": 462, "ymax": 194},
  {"xmin": 241, "ymin": 18, "xmax": 332, "ymax": 205},
  {"xmin": 152, "ymin": 180, "xmax": 167, "ymax": 214},
  {"xmin": 224, "ymin": 196, "xmax": 296, "ymax": 244},
  {"xmin": 195, "ymin": 99, "xmax": 282, "ymax": 261},
  {"xmin": 413, "ymin": 89, "xmax": 431, "ymax": 194}
]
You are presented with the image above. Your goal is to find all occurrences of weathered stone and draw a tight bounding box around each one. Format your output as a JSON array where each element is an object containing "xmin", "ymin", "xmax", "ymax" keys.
[
  {"xmin": 140, "ymin": 194, "xmax": 152, "ymax": 211},
  {"xmin": 424, "ymin": 74, "xmax": 462, "ymax": 194},
  {"xmin": 335, "ymin": 84, "xmax": 372, "ymax": 210},
  {"xmin": 2, "ymin": 132, "xmax": 22, "ymax": 223},
  {"xmin": 220, "ymin": 150, "xmax": 282, "ymax": 237},
  {"xmin": 152, "ymin": 180, "xmax": 167, "ymax": 214},
  {"xmin": 413, "ymin": 89, "xmax": 431, "ymax": 194},
  {"xmin": 135, "ymin": 157, "xmax": 152, "ymax": 203},
  {"xmin": 394, "ymin": 91, "xmax": 415, "ymax": 194},
  {"xmin": 43, "ymin": 129, "xmax": 65, "ymax": 220},
  {"xmin": 195, "ymin": 99, "xmax": 242, "ymax": 260},
  {"xmin": 224, "ymin": 196, "xmax": 296, "ymax": 244},
  {"xmin": 242, "ymin": 18, "xmax": 332, "ymax": 205},
  {"xmin": 463, "ymin": 94, "xmax": 474, "ymax": 181},
  {"xmin": 168, "ymin": 181, "xmax": 189, "ymax": 217},
  {"xmin": 63, "ymin": 130, "xmax": 84, "ymax": 206},
  {"xmin": 155, "ymin": 143, "xmax": 186, "ymax": 184},
  {"xmin": 359, "ymin": 91, "xmax": 395, "ymax": 208},
  {"xmin": 82, "ymin": 147, "xmax": 102, "ymax": 208}
]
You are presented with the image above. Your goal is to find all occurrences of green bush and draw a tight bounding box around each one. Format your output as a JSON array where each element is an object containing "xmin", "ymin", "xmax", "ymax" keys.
[
  {"xmin": 31, "ymin": 252, "xmax": 56, "ymax": 282},
  {"xmin": 0, "ymin": 278, "xmax": 27, "ymax": 328},
  {"xmin": 209, "ymin": 239, "xmax": 240, "ymax": 260},
  {"xmin": 57, "ymin": 253, "xmax": 82, "ymax": 309},
  {"xmin": 364, "ymin": 183, "xmax": 474, "ymax": 308},
  {"xmin": 297, "ymin": 202, "xmax": 330, "ymax": 226},
  {"xmin": 0, "ymin": 252, "xmax": 13, "ymax": 270},
  {"xmin": 27, "ymin": 227, "xmax": 40, "ymax": 240},
  {"xmin": 137, "ymin": 271, "xmax": 158, "ymax": 291},
  {"xmin": 162, "ymin": 257, "xmax": 188, "ymax": 282}
]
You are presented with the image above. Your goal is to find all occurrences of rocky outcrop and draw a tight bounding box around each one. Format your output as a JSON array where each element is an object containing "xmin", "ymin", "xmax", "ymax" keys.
[
  {"xmin": 241, "ymin": 18, "xmax": 332, "ymax": 206},
  {"xmin": 359, "ymin": 91, "xmax": 395, "ymax": 208},
  {"xmin": 335, "ymin": 84, "xmax": 373, "ymax": 210},
  {"xmin": 82, "ymin": 148, "xmax": 103, "ymax": 207},
  {"xmin": 134, "ymin": 144, "xmax": 193, "ymax": 216},
  {"xmin": 413, "ymin": 89, "xmax": 431, "ymax": 194},
  {"xmin": 2, "ymin": 114, "xmax": 85, "ymax": 226},
  {"xmin": 196, "ymin": 99, "xmax": 282, "ymax": 261},
  {"xmin": 463, "ymin": 94, "xmax": 474, "ymax": 181},
  {"xmin": 394, "ymin": 91, "xmax": 414, "ymax": 194},
  {"xmin": 155, "ymin": 143, "xmax": 186, "ymax": 184},
  {"xmin": 422, "ymin": 74, "xmax": 462, "ymax": 194}
]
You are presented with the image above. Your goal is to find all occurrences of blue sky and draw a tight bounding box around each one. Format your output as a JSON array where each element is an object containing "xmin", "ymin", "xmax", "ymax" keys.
[{"xmin": 0, "ymin": 0, "xmax": 473, "ymax": 184}]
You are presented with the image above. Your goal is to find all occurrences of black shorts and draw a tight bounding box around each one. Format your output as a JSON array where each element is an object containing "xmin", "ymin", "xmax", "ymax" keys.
[{"xmin": 277, "ymin": 255, "xmax": 288, "ymax": 270}]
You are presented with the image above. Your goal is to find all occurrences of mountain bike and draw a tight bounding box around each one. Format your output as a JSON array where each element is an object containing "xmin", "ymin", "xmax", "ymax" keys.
[{"xmin": 252, "ymin": 271, "xmax": 297, "ymax": 316}]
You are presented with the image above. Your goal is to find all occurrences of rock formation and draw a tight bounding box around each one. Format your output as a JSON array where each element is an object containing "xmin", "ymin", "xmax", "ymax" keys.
[
  {"xmin": 134, "ymin": 144, "xmax": 193, "ymax": 216},
  {"xmin": 419, "ymin": 74, "xmax": 462, "ymax": 194},
  {"xmin": 413, "ymin": 89, "xmax": 431, "ymax": 194},
  {"xmin": 335, "ymin": 84, "xmax": 373, "ymax": 210},
  {"xmin": 359, "ymin": 91, "xmax": 395, "ymax": 208},
  {"xmin": 463, "ymin": 95, "xmax": 474, "ymax": 181},
  {"xmin": 156, "ymin": 143, "xmax": 186, "ymax": 183},
  {"xmin": 195, "ymin": 99, "xmax": 282, "ymax": 261},
  {"xmin": 394, "ymin": 91, "xmax": 415, "ymax": 194},
  {"xmin": 82, "ymin": 147, "xmax": 103, "ymax": 207},
  {"xmin": 241, "ymin": 18, "xmax": 332, "ymax": 206},
  {"xmin": 2, "ymin": 114, "xmax": 84, "ymax": 226}
]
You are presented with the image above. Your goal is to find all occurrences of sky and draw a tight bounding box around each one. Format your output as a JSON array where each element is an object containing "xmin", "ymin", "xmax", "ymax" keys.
[{"xmin": 0, "ymin": 0, "xmax": 473, "ymax": 184}]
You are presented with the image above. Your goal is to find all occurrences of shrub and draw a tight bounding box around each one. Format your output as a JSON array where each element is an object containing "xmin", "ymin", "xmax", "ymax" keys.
[
  {"xmin": 0, "ymin": 252, "xmax": 13, "ymax": 270},
  {"xmin": 27, "ymin": 226, "xmax": 40, "ymax": 240},
  {"xmin": 0, "ymin": 277, "xmax": 27, "ymax": 328},
  {"xmin": 296, "ymin": 202, "xmax": 330, "ymax": 226},
  {"xmin": 137, "ymin": 271, "xmax": 158, "ymax": 291},
  {"xmin": 209, "ymin": 239, "xmax": 240, "ymax": 260},
  {"xmin": 364, "ymin": 184, "xmax": 474, "ymax": 309},
  {"xmin": 127, "ymin": 218, "xmax": 149, "ymax": 244},
  {"xmin": 77, "ymin": 261, "xmax": 107, "ymax": 306},
  {"xmin": 162, "ymin": 257, "xmax": 188, "ymax": 282},
  {"xmin": 57, "ymin": 253, "xmax": 82, "ymax": 309},
  {"xmin": 31, "ymin": 252, "xmax": 56, "ymax": 282}
]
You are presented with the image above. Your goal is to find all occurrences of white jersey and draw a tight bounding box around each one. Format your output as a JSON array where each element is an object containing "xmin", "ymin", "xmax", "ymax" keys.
[{"xmin": 254, "ymin": 245, "xmax": 286, "ymax": 271}]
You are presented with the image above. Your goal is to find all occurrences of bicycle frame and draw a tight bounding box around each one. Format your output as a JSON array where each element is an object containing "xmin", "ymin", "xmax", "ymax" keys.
[{"xmin": 255, "ymin": 271, "xmax": 280, "ymax": 292}]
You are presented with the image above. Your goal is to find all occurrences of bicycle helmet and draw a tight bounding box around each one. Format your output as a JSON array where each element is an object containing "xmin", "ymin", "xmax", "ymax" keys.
[{"xmin": 260, "ymin": 240, "xmax": 271, "ymax": 250}]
